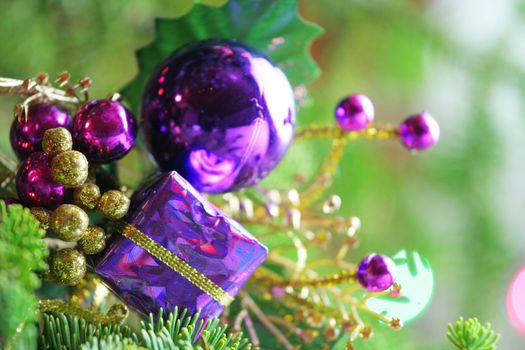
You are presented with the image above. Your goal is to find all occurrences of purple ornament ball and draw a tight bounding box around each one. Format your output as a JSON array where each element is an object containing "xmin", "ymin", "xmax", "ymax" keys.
[
  {"xmin": 357, "ymin": 253, "xmax": 396, "ymax": 292},
  {"xmin": 400, "ymin": 112, "xmax": 440, "ymax": 150},
  {"xmin": 72, "ymin": 100, "xmax": 137, "ymax": 163},
  {"xmin": 16, "ymin": 152, "xmax": 71, "ymax": 209},
  {"xmin": 141, "ymin": 40, "xmax": 296, "ymax": 193},
  {"xmin": 10, "ymin": 103, "xmax": 71, "ymax": 160},
  {"xmin": 335, "ymin": 94, "xmax": 374, "ymax": 131}
]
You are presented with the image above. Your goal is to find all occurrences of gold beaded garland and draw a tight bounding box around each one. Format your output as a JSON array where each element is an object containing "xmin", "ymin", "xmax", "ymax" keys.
[
  {"xmin": 51, "ymin": 150, "xmax": 89, "ymax": 187},
  {"xmin": 74, "ymin": 183, "xmax": 101, "ymax": 209},
  {"xmin": 50, "ymin": 248, "xmax": 86, "ymax": 286},
  {"xmin": 42, "ymin": 127, "xmax": 73, "ymax": 156},
  {"xmin": 77, "ymin": 226, "xmax": 106, "ymax": 255},
  {"xmin": 97, "ymin": 190, "xmax": 130, "ymax": 219},
  {"xmin": 50, "ymin": 204, "xmax": 89, "ymax": 241},
  {"xmin": 30, "ymin": 207, "xmax": 51, "ymax": 230}
]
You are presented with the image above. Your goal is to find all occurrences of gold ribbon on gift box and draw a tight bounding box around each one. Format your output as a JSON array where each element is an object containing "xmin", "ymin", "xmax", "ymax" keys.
[{"xmin": 116, "ymin": 221, "xmax": 234, "ymax": 307}]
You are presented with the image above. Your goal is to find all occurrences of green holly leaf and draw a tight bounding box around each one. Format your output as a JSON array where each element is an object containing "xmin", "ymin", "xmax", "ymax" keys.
[{"xmin": 121, "ymin": 0, "xmax": 324, "ymax": 113}]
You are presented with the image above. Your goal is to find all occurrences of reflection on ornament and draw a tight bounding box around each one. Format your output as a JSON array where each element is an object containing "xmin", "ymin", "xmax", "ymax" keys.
[
  {"xmin": 507, "ymin": 265, "xmax": 525, "ymax": 333},
  {"xmin": 366, "ymin": 250, "xmax": 434, "ymax": 323}
]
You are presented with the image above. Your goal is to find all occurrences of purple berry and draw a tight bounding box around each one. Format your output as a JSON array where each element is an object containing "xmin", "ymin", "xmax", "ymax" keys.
[
  {"xmin": 335, "ymin": 94, "xmax": 374, "ymax": 131},
  {"xmin": 10, "ymin": 103, "xmax": 71, "ymax": 160},
  {"xmin": 357, "ymin": 253, "xmax": 396, "ymax": 292},
  {"xmin": 400, "ymin": 112, "xmax": 440, "ymax": 150},
  {"xmin": 16, "ymin": 152, "xmax": 71, "ymax": 209},
  {"xmin": 72, "ymin": 99, "xmax": 137, "ymax": 163}
]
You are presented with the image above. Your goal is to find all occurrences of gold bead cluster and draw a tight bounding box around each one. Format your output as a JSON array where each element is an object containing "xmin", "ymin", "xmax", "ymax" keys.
[{"xmin": 35, "ymin": 127, "xmax": 131, "ymax": 286}]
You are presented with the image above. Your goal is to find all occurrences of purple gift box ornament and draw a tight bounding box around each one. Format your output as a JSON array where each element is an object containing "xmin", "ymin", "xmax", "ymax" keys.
[{"xmin": 95, "ymin": 171, "xmax": 268, "ymax": 319}]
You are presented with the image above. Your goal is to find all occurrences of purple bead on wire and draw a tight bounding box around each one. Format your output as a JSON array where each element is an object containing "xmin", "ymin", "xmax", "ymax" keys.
[
  {"xmin": 357, "ymin": 253, "xmax": 396, "ymax": 292},
  {"xmin": 400, "ymin": 112, "xmax": 440, "ymax": 150},
  {"xmin": 335, "ymin": 94, "xmax": 375, "ymax": 131}
]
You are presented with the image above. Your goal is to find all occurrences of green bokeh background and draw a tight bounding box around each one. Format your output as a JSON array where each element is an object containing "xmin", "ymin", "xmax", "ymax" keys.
[{"xmin": 0, "ymin": 0, "xmax": 524, "ymax": 348}]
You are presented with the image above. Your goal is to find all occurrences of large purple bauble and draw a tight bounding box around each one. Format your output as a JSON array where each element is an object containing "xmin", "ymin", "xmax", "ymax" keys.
[
  {"xmin": 10, "ymin": 103, "xmax": 71, "ymax": 160},
  {"xmin": 141, "ymin": 40, "xmax": 296, "ymax": 193},
  {"xmin": 16, "ymin": 152, "xmax": 71, "ymax": 209},
  {"xmin": 72, "ymin": 100, "xmax": 138, "ymax": 163}
]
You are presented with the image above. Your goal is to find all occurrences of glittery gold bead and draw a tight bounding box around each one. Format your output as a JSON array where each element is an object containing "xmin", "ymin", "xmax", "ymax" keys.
[
  {"xmin": 308, "ymin": 313, "xmax": 325, "ymax": 328},
  {"xmin": 77, "ymin": 226, "xmax": 106, "ymax": 255},
  {"xmin": 359, "ymin": 326, "xmax": 373, "ymax": 340},
  {"xmin": 324, "ymin": 326, "xmax": 340, "ymax": 341},
  {"xmin": 51, "ymin": 150, "xmax": 89, "ymax": 187},
  {"xmin": 50, "ymin": 248, "xmax": 86, "ymax": 286},
  {"xmin": 30, "ymin": 207, "xmax": 51, "ymax": 230},
  {"xmin": 50, "ymin": 204, "xmax": 89, "ymax": 241},
  {"xmin": 42, "ymin": 127, "xmax": 73, "ymax": 156},
  {"xmin": 97, "ymin": 190, "xmax": 130, "ymax": 219},
  {"xmin": 74, "ymin": 183, "xmax": 101, "ymax": 209}
]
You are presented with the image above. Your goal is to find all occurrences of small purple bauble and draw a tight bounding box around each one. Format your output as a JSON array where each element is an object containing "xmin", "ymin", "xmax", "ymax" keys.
[
  {"xmin": 335, "ymin": 94, "xmax": 374, "ymax": 131},
  {"xmin": 72, "ymin": 100, "xmax": 138, "ymax": 163},
  {"xmin": 16, "ymin": 152, "xmax": 71, "ymax": 209},
  {"xmin": 141, "ymin": 40, "xmax": 296, "ymax": 193},
  {"xmin": 10, "ymin": 103, "xmax": 71, "ymax": 160},
  {"xmin": 400, "ymin": 112, "xmax": 440, "ymax": 150},
  {"xmin": 357, "ymin": 253, "xmax": 396, "ymax": 292}
]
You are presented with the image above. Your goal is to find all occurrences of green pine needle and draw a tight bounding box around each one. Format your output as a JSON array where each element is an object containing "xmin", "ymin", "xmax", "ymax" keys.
[
  {"xmin": 447, "ymin": 317, "xmax": 500, "ymax": 350},
  {"xmin": 0, "ymin": 203, "xmax": 48, "ymax": 349},
  {"xmin": 40, "ymin": 307, "xmax": 253, "ymax": 350}
]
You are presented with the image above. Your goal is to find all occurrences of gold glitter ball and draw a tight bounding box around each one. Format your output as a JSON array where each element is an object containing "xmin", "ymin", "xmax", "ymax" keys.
[
  {"xmin": 30, "ymin": 207, "xmax": 51, "ymax": 230},
  {"xmin": 50, "ymin": 248, "xmax": 86, "ymax": 286},
  {"xmin": 42, "ymin": 127, "xmax": 73, "ymax": 156},
  {"xmin": 78, "ymin": 226, "xmax": 106, "ymax": 255},
  {"xmin": 97, "ymin": 190, "xmax": 130, "ymax": 219},
  {"xmin": 74, "ymin": 183, "xmax": 101, "ymax": 209},
  {"xmin": 50, "ymin": 204, "xmax": 89, "ymax": 241},
  {"xmin": 51, "ymin": 150, "xmax": 89, "ymax": 187}
]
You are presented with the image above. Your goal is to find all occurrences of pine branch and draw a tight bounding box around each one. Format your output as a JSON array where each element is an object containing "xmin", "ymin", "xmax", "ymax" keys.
[
  {"xmin": 40, "ymin": 307, "xmax": 253, "ymax": 350},
  {"xmin": 0, "ymin": 203, "xmax": 48, "ymax": 349},
  {"xmin": 447, "ymin": 317, "xmax": 500, "ymax": 350}
]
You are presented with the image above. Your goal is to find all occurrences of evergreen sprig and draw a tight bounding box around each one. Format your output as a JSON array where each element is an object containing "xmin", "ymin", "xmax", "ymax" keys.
[
  {"xmin": 0, "ymin": 203, "xmax": 48, "ymax": 349},
  {"xmin": 447, "ymin": 317, "xmax": 500, "ymax": 350},
  {"xmin": 41, "ymin": 307, "xmax": 253, "ymax": 350}
]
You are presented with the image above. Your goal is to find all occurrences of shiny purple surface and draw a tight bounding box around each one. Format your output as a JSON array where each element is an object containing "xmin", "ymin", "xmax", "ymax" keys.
[
  {"xmin": 335, "ymin": 94, "xmax": 374, "ymax": 131},
  {"xmin": 357, "ymin": 254, "xmax": 396, "ymax": 292},
  {"xmin": 16, "ymin": 152, "xmax": 71, "ymax": 209},
  {"xmin": 141, "ymin": 40, "xmax": 296, "ymax": 193},
  {"xmin": 10, "ymin": 103, "xmax": 71, "ymax": 160},
  {"xmin": 400, "ymin": 112, "xmax": 440, "ymax": 150},
  {"xmin": 95, "ymin": 171, "xmax": 268, "ymax": 319},
  {"xmin": 72, "ymin": 100, "xmax": 137, "ymax": 163}
]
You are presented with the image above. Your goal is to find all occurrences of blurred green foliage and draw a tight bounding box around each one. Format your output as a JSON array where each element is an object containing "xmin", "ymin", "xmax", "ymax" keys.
[
  {"xmin": 0, "ymin": 0, "xmax": 524, "ymax": 348},
  {"xmin": 0, "ymin": 204, "xmax": 48, "ymax": 349}
]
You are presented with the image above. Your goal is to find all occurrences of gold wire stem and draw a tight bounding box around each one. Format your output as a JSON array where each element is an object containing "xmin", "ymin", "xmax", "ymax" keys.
[
  {"xmin": 38, "ymin": 299, "xmax": 128, "ymax": 325},
  {"xmin": 241, "ymin": 292, "xmax": 295, "ymax": 350},
  {"xmin": 355, "ymin": 303, "xmax": 391, "ymax": 323},
  {"xmin": 287, "ymin": 270, "xmax": 356, "ymax": 289},
  {"xmin": 294, "ymin": 123, "xmax": 400, "ymax": 143},
  {"xmin": 299, "ymin": 136, "xmax": 347, "ymax": 209}
]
